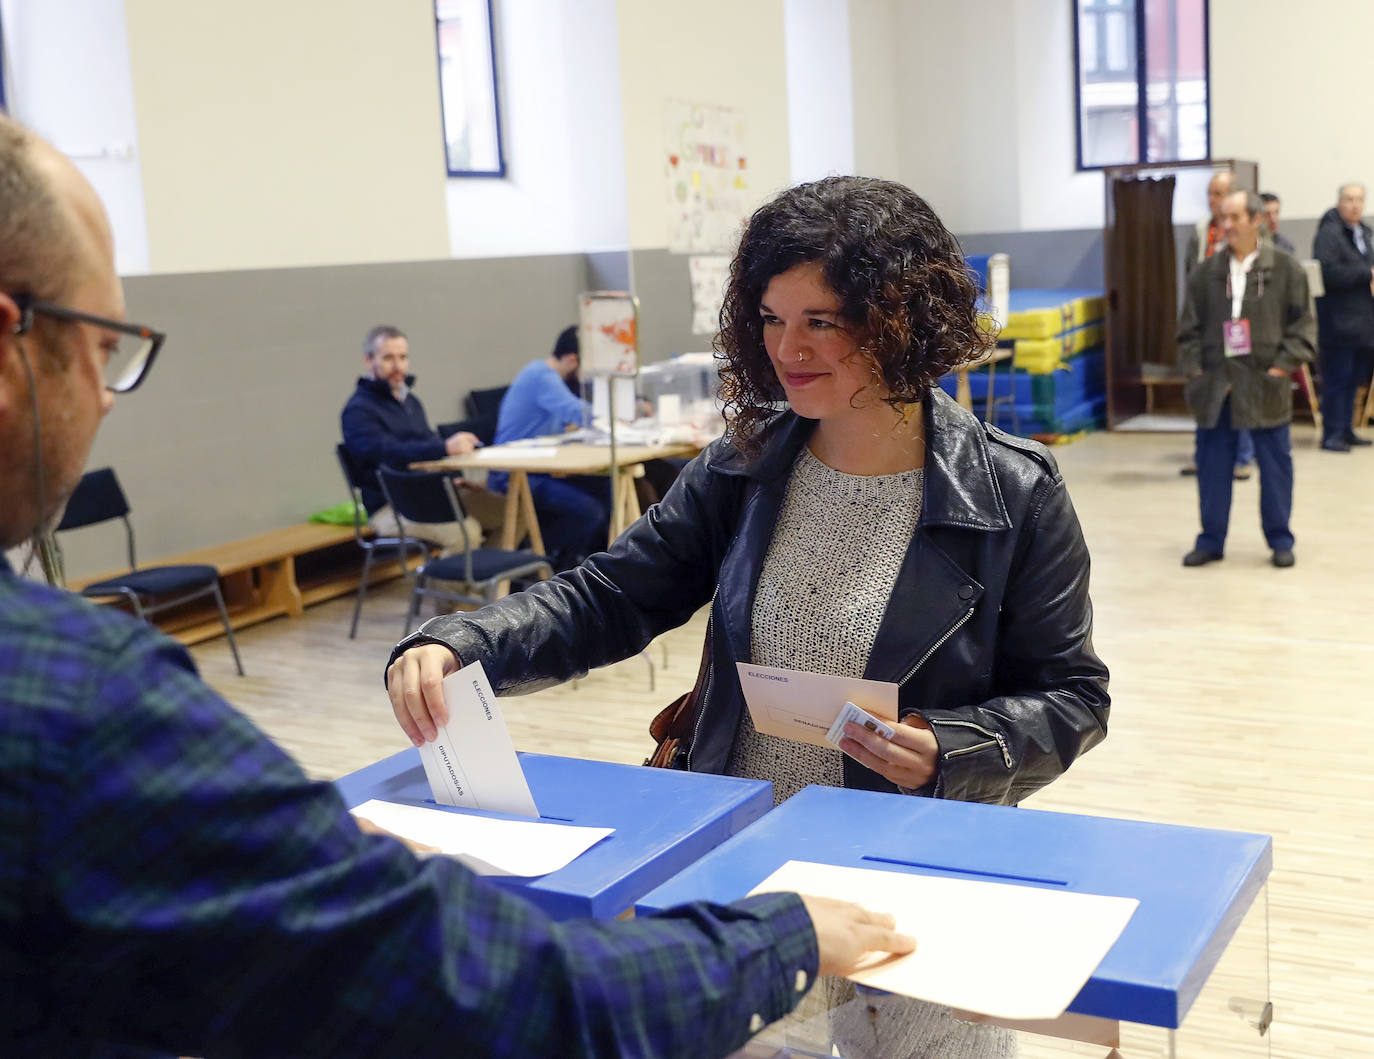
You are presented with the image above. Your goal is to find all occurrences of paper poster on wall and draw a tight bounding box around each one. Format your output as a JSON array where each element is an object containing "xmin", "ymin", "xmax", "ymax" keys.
[
  {"xmin": 579, "ymin": 292, "xmax": 639, "ymax": 377},
  {"xmin": 688, "ymin": 255, "xmax": 731, "ymax": 335},
  {"xmin": 664, "ymin": 101, "xmax": 749, "ymax": 254}
]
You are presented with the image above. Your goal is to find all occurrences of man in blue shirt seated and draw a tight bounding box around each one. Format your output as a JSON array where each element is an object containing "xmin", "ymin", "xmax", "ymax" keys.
[
  {"xmin": 342, "ymin": 324, "xmax": 505, "ymax": 552},
  {"xmin": 493, "ymin": 325, "xmax": 611, "ymax": 568},
  {"xmin": 0, "ymin": 115, "xmax": 913, "ymax": 1058}
]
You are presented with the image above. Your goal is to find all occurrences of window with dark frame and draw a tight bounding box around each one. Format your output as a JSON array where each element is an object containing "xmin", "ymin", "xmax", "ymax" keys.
[
  {"xmin": 1074, "ymin": 0, "xmax": 1210, "ymax": 170},
  {"xmin": 434, "ymin": 0, "xmax": 506, "ymax": 178}
]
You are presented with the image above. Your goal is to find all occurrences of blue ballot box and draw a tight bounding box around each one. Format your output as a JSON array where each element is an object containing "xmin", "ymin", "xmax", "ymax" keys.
[
  {"xmin": 637, "ymin": 786, "xmax": 1274, "ymax": 1057},
  {"xmin": 334, "ymin": 748, "xmax": 773, "ymax": 920}
]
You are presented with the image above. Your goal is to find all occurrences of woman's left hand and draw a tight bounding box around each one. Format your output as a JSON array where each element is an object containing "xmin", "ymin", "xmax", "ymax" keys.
[{"xmin": 838, "ymin": 714, "xmax": 939, "ymax": 789}]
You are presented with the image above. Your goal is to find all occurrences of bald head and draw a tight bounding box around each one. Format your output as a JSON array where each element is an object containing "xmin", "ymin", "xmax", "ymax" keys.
[
  {"xmin": 1207, "ymin": 171, "xmax": 1236, "ymax": 222},
  {"xmin": 1338, "ymin": 183, "xmax": 1366, "ymax": 226},
  {"xmin": 0, "ymin": 116, "xmax": 112, "ymax": 306}
]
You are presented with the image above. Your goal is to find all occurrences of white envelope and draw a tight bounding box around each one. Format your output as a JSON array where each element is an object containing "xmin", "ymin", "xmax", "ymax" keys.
[
  {"xmin": 351, "ymin": 799, "xmax": 613, "ymax": 877},
  {"xmin": 417, "ymin": 662, "xmax": 539, "ymax": 818},
  {"xmin": 735, "ymin": 662, "xmax": 898, "ymax": 748},
  {"xmin": 750, "ymin": 860, "xmax": 1138, "ymax": 1021}
]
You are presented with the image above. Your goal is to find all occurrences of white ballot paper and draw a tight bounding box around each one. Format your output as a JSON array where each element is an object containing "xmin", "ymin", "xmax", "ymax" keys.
[
  {"xmin": 735, "ymin": 663, "xmax": 898, "ymax": 748},
  {"xmin": 750, "ymin": 860, "xmax": 1138, "ymax": 1021},
  {"xmin": 417, "ymin": 662, "xmax": 539, "ymax": 817},
  {"xmin": 351, "ymin": 799, "xmax": 613, "ymax": 877}
]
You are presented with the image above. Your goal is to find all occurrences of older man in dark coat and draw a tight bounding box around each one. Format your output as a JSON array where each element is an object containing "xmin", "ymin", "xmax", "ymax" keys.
[
  {"xmin": 1312, "ymin": 183, "xmax": 1374, "ymax": 451},
  {"xmin": 1178, "ymin": 191, "xmax": 1316, "ymax": 569}
]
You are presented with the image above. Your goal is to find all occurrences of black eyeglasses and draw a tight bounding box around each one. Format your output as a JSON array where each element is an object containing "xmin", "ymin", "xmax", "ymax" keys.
[{"xmin": 11, "ymin": 294, "xmax": 165, "ymax": 393}]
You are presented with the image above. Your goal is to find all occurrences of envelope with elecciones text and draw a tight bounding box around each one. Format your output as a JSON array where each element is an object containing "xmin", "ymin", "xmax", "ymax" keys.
[{"xmin": 735, "ymin": 662, "xmax": 898, "ymax": 748}]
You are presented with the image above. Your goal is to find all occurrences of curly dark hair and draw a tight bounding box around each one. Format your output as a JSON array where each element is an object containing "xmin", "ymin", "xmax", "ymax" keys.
[{"xmin": 716, "ymin": 175, "xmax": 992, "ymax": 452}]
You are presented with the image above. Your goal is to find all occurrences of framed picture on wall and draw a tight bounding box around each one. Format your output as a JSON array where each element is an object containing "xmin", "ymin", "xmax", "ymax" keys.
[{"xmin": 434, "ymin": 0, "xmax": 505, "ymax": 177}]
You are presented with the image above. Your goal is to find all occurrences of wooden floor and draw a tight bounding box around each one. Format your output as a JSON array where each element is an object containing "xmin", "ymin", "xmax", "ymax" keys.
[{"xmin": 190, "ymin": 424, "xmax": 1373, "ymax": 1059}]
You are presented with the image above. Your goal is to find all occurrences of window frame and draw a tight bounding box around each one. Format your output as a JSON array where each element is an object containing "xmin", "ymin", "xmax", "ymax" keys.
[
  {"xmin": 433, "ymin": 0, "xmax": 507, "ymax": 179},
  {"xmin": 1072, "ymin": 0, "xmax": 1212, "ymax": 172}
]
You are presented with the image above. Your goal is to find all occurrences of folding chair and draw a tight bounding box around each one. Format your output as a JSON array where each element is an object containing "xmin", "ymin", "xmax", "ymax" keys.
[
  {"xmin": 56, "ymin": 468, "xmax": 245, "ymax": 675},
  {"xmin": 376, "ymin": 467, "xmax": 552, "ymax": 636},
  {"xmin": 335, "ymin": 445, "xmax": 432, "ymax": 639}
]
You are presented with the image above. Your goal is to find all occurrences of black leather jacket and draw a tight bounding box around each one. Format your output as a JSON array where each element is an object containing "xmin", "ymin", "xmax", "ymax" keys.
[{"xmin": 391, "ymin": 389, "xmax": 1109, "ymax": 806}]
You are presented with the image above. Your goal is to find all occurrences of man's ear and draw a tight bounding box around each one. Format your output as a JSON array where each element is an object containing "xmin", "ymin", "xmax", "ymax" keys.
[{"xmin": 0, "ymin": 295, "xmax": 29, "ymax": 418}]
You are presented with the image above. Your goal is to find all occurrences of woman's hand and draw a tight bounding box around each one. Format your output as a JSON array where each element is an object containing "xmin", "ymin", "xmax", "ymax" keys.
[
  {"xmin": 386, "ymin": 644, "xmax": 461, "ymax": 745},
  {"xmin": 837, "ymin": 713, "xmax": 939, "ymax": 790}
]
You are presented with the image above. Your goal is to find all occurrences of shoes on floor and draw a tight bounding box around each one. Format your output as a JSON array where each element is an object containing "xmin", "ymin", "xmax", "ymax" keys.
[
  {"xmin": 1341, "ymin": 433, "xmax": 1373, "ymax": 447},
  {"xmin": 1182, "ymin": 549, "xmax": 1224, "ymax": 567},
  {"xmin": 1179, "ymin": 465, "xmax": 1198, "ymax": 476},
  {"xmin": 1321, "ymin": 439, "xmax": 1352, "ymax": 452},
  {"xmin": 1233, "ymin": 464, "xmax": 1252, "ymax": 480},
  {"xmin": 1272, "ymin": 549, "xmax": 1296, "ymax": 568}
]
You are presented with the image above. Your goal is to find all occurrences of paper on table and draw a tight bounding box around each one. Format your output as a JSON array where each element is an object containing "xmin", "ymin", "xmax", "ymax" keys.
[
  {"xmin": 750, "ymin": 860, "xmax": 1138, "ymax": 1021},
  {"xmin": 417, "ymin": 662, "xmax": 539, "ymax": 817},
  {"xmin": 468, "ymin": 445, "xmax": 558, "ymax": 460},
  {"xmin": 735, "ymin": 663, "xmax": 898, "ymax": 749},
  {"xmin": 351, "ymin": 799, "xmax": 613, "ymax": 876}
]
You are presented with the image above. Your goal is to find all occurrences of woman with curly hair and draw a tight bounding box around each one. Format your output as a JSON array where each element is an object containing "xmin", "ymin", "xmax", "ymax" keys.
[
  {"xmin": 386, "ymin": 175, "xmax": 1108, "ymax": 815},
  {"xmin": 386, "ymin": 177, "xmax": 1106, "ymax": 1053}
]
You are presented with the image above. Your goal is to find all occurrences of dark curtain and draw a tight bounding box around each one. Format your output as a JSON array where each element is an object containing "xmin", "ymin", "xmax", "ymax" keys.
[{"xmin": 1107, "ymin": 176, "xmax": 1177, "ymax": 422}]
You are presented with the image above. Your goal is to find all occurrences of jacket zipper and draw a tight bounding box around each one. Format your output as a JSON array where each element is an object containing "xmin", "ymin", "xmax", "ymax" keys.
[
  {"xmin": 894, "ymin": 604, "xmax": 1013, "ymax": 770},
  {"xmin": 932, "ymin": 719, "xmax": 1013, "ymax": 769},
  {"xmin": 896, "ymin": 605, "xmax": 974, "ymax": 687},
  {"xmin": 685, "ymin": 602, "xmax": 716, "ymax": 771}
]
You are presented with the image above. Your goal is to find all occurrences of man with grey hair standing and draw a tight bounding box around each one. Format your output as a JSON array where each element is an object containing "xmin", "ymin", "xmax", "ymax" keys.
[
  {"xmin": 0, "ymin": 114, "xmax": 913, "ymax": 1058},
  {"xmin": 1179, "ymin": 190, "xmax": 1315, "ymax": 569},
  {"xmin": 1182, "ymin": 169, "xmax": 1254, "ymax": 478},
  {"xmin": 1312, "ymin": 182, "xmax": 1374, "ymax": 451}
]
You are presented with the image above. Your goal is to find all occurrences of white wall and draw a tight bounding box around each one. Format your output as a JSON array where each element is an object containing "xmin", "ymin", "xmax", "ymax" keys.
[
  {"xmin": 1, "ymin": 0, "xmax": 151, "ymax": 275},
  {"xmin": 890, "ymin": 0, "xmax": 1021, "ymax": 234},
  {"xmin": 123, "ymin": 0, "xmax": 452, "ymax": 273},
  {"xmin": 785, "ymin": 0, "xmax": 855, "ymax": 184},
  {"xmin": 616, "ymin": 0, "xmax": 792, "ymax": 250},
  {"xmin": 1211, "ymin": 0, "xmax": 1374, "ymax": 221},
  {"xmin": 445, "ymin": 0, "xmax": 629, "ymax": 258},
  {"xmin": 847, "ymin": 0, "xmax": 901, "ymax": 181},
  {"xmin": 1010, "ymin": 0, "xmax": 1104, "ymax": 232}
]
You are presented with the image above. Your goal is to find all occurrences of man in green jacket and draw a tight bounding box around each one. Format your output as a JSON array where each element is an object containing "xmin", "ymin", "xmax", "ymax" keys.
[{"xmin": 1178, "ymin": 190, "xmax": 1316, "ymax": 569}]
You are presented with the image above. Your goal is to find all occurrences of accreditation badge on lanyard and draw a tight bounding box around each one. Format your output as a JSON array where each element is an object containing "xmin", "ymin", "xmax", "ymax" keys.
[{"xmin": 1223, "ymin": 265, "xmax": 1259, "ymax": 357}]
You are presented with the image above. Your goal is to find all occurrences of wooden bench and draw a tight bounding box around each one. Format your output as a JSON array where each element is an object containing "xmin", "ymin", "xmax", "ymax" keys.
[{"xmin": 68, "ymin": 523, "xmax": 405, "ymax": 646}]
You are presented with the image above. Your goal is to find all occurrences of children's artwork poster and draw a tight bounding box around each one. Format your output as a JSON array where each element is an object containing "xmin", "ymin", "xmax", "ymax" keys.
[
  {"xmin": 688, "ymin": 255, "xmax": 731, "ymax": 336},
  {"xmin": 664, "ymin": 102, "xmax": 749, "ymax": 255},
  {"xmin": 579, "ymin": 292, "xmax": 639, "ymax": 377}
]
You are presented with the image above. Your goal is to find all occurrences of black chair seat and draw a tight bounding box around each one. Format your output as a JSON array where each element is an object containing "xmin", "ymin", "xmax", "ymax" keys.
[
  {"xmin": 425, "ymin": 549, "xmax": 547, "ymax": 583},
  {"xmin": 83, "ymin": 564, "xmax": 220, "ymax": 598}
]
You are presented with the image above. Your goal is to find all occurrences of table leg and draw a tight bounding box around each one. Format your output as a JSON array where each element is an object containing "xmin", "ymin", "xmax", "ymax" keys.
[
  {"xmin": 499, "ymin": 477, "xmax": 521, "ymax": 551},
  {"xmin": 515, "ymin": 472, "xmax": 546, "ymax": 556},
  {"xmin": 955, "ymin": 367, "xmax": 973, "ymax": 411}
]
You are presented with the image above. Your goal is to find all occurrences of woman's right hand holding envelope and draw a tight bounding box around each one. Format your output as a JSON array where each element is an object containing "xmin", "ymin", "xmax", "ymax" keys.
[
  {"xmin": 838, "ymin": 714, "xmax": 939, "ymax": 789},
  {"xmin": 387, "ymin": 644, "xmax": 462, "ymax": 746}
]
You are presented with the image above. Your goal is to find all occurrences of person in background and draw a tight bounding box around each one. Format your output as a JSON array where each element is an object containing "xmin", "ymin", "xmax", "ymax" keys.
[
  {"xmin": 1178, "ymin": 191, "xmax": 1315, "ymax": 569},
  {"xmin": 1260, "ymin": 192, "xmax": 1296, "ymax": 255},
  {"xmin": 341, "ymin": 324, "xmax": 505, "ymax": 550},
  {"xmin": 0, "ymin": 114, "xmax": 914, "ymax": 1059},
  {"xmin": 491, "ymin": 325, "xmax": 610, "ymax": 568},
  {"xmin": 1183, "ymin": 170, "xmax": 1254, "ymax": 478},
  {"xmin": 1312, "ymin": 183, "xmax": 1374, "ymax": 451}
]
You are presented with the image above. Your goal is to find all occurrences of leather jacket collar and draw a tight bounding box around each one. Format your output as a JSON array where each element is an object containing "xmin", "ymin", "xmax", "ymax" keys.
[{"xmin": 705, "ymin": 387, "xmax": 1011, "ymax": 532}]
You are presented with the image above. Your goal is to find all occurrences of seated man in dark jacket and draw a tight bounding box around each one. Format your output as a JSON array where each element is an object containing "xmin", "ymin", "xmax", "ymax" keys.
[{"xmin": 341, "ymin": 325, "xmax": 504, "ymax": 552}]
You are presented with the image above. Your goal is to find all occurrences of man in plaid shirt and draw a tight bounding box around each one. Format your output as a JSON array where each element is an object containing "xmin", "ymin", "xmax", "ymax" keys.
[{"xmin": 0, "ymin": 119, "xmax": 912, "ymax": 1057}]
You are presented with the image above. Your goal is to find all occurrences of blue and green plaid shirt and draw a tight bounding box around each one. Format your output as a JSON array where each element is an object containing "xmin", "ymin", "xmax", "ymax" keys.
[{"xmin": 0, "ymin": 559, "xmax": 817, "ymax": 1057}]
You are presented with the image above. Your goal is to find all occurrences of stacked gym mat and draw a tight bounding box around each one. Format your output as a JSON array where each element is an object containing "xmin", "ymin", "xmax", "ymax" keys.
[{"xmin": 942, "ymin": 289, "xmax": 1107, "ymax": 437}]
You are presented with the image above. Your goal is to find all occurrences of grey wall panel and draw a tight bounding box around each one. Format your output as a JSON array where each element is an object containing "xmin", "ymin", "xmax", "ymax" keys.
[
  {"xmin": 586, "ymin": 251, "xmax": 632, "ymax": 293},
  {"xmin": 66, "ymin": 254, "xmax": 589, "ymax": 578},
  {"xmin": 957, "ymin": 229, "xmax": 1105, "ymax": 291},
  {"xmin": 630, "ymin": 249, "xmax": 712, "ymax": 364}
]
